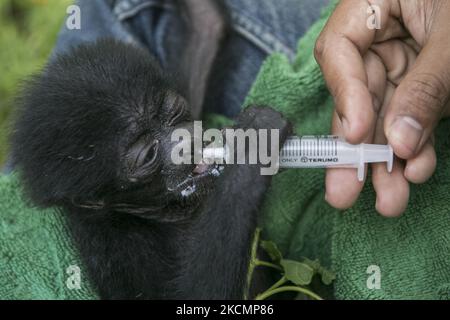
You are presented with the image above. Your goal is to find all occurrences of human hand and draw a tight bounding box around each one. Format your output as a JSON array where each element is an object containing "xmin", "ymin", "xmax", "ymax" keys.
[{"xmin": 314, "ymin": 0, "xmax": 450, "ymax": 216}]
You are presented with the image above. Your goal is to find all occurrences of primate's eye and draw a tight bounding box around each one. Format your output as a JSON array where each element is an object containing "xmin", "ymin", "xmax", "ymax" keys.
[
  {"xmin": 136, "ymin": 140, "xmax": 159, "ymax": 168},
  {"xmin": 127, "ymin": 137, "xmax": 160, "ymax": 172},
  {"xmin": 167, "ymin": 95, "xmax": 187, "ymax": 126}
]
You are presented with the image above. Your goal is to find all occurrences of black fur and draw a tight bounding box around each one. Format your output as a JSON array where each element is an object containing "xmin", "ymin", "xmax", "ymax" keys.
[{"xmin": 11, "ymin": 1, "xmax": 291, "ymax": 299}]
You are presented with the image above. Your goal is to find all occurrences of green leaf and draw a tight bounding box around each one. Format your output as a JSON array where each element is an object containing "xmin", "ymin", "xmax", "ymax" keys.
[
  {"xmin": 280, "ymin": 259, "xmax": 315, "ymax": 286},
  {"xmin": 300, "ymin": 257, "xmax": 336, "ymax": 285},
  {"xmin": 301, "ymin": 258, "xmax": 321, "ymax": 270},
  {"xmin": 320, "ymin": 269, "xmax": 336, "ymax": 285},
  {"xmin": 260, "ymin": 240, "xmax": 283, "ymax": 262}
]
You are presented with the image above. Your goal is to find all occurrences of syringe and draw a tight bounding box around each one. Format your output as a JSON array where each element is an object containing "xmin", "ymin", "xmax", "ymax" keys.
[{"xmin": 203, "ymin": 135, "xmax": 393, "ymax": 181}]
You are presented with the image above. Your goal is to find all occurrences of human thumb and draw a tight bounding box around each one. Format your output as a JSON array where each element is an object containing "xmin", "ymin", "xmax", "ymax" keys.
[{"xmin": 385, "ymin": 42, "xmax": 450, "ymax": 159}]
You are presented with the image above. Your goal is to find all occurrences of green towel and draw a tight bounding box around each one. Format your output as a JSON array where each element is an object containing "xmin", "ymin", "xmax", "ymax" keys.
[
  {"xmin": 1, "ymin": 3, "xmax": 449, "ymax": 300},
  {"xmin": 244, "ymin": 5, "xmax": 450, "ymax": 300},
  {"xmin": 0, "ymin": 174, "xmax": 97, "ymax": 299}
]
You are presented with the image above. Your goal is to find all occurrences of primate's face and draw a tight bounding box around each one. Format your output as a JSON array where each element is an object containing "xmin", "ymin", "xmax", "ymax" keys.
[
  {"xmin": 115, "ymin": 89, "xmax": 218, "ymax": 214},
  {"xmin": 92, "ymin": 50, "xmax": 221, "ymax": 215},
  {"xmin": 12, "ymin": 39, "xmax": 219, "ymax": 217}
]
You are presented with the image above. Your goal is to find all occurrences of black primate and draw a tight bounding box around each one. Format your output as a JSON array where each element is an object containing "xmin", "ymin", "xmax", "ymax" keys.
[{"xmin": 11, "ymin": 0, "xmax": 290, "ymax": 299}]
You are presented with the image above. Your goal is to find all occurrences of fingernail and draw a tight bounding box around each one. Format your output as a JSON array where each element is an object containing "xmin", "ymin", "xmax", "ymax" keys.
[{"xmin": 388, "ymin": 116, "xmax": 423, "ymax": 154}]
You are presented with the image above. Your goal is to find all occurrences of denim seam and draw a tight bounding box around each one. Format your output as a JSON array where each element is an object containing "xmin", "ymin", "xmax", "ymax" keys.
[
  {"xmin": 230, "ymin": 12, "xmax": 296, "ymax": 61},
  {"xmin": 114, "ymin": 0, "xmax": 175, "ymax": 21},
  {"xmin": 114, "ymin": 0, "xmax": 295, "ymax": 60}
]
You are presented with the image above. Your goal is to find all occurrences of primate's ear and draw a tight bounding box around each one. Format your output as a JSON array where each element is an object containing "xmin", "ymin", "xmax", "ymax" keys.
[{"xmin": 178, "ymin": 0, "xmax": 228, "ymax": 120}]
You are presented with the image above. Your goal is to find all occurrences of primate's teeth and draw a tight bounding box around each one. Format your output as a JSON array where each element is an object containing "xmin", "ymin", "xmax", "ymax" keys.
[
  {"xmin": 209, "ymin": 164, "xmax": 223, "ymax": 177},
  {"xmin": 193, "ymin": 162, "xmax": 209, "ymax": 175},
  {"xmin": 191, "ymin": 161, "xmax": 222, "ymax": 178},
  {"xmin": 181, "ymin": 185, "xmax": 196, "ymax": 198},
  {"xmin": 210, "ymin": 168, "xmax": 220, "ymax": 177}
]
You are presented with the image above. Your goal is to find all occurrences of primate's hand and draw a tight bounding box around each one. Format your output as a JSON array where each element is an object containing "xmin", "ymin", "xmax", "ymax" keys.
[
  {"xmin": 315, "ymin": 0, "xmax": 450, "ymax": 216},
  {"xmin": 238, "ymin": 106, "xmax": 292, "ymax": 140}
]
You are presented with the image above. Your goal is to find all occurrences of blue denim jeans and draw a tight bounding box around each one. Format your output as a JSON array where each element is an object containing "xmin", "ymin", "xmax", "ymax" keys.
[
  {"xmin": 54, "ymin": 0, "xmax": 328, "ymax": 117},
  {"xmin": 4, "ymin": 0, "xmax": 328, "ymax": 173}
]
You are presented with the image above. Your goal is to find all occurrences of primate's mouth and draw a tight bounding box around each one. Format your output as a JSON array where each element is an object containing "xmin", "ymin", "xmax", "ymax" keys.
[
  {"xmin": 168, "ymin": 162, "xmax": 224, "ymax": 202},
  {"xmin": 192, "ymin": 161, "xmax": 222, "ymax": 177}
]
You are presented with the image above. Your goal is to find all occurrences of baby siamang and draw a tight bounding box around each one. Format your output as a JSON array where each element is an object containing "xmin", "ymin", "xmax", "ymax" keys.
[{"xmin": 11, "ymin": 0, "xmax": 290, "ymax": 299}]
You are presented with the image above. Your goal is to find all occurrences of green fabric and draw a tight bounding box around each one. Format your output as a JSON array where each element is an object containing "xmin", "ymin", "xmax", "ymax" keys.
[
  {"xmin": 1, "ymin": 2, "xmax": 449, "ymax": 300},
  {"xmin": 245, "ymin": 4, "xmax": 450, "ymax": 300},
  {"xmin": 0, "ymin": 174, "xmax": 97, "ymax": 299}
]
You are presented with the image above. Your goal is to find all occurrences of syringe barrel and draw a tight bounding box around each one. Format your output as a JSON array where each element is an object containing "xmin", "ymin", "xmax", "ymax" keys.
[
  {"xmin": 279, "ymin": 136, "xmax": 357, "ymax": 168},
  {"xmin": 202, "ymin": 135, "xmax": 393, "ymax": 181}
]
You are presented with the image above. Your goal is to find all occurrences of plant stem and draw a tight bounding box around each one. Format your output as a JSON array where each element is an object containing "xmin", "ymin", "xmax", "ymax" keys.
[
  {"xmin": 244, "ymin": 228, "xmax": 261, "ymax": 300},
  {"xmin": 255, "ymin": 286, "xmax": 323, "ymax": 301},
  {"xmin": 266, "ymin": 276, "xmax": 288, "ymax": 292},
  {"xmin": 254, "ymin": 259, "xmax": 283, "ymax": 271}
]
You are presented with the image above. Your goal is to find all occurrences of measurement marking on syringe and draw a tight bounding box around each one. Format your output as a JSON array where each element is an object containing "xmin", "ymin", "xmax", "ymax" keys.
[
  {"xmin": 203, "ymin": 135, "xmax": 393, "ymax": 182},
  {"xmin": 318, "ymin": 139, "xmax": 320, "ymax": 157},
  {"xmin": 283, "ymin": 138, "xmax": 341, "ymax": 158},
  {"xmin": 321, "ymin": 138, "xmax": 323, "ymax": 157},
  {"xmin": 314, "ymin": 138, "xmax": 317, "ymax": 157},
  {"xmin": 308, "ymin": 140, "xmax": 309, "ymax": 157},
  {"xmin": 317, "ymin": 137, "xmax": 320, "ymax": 157}
]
